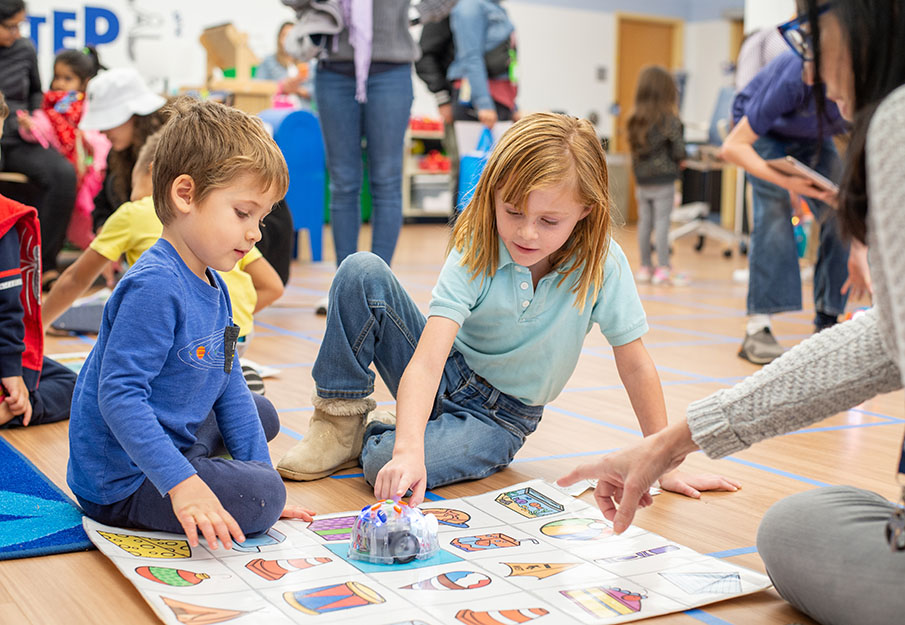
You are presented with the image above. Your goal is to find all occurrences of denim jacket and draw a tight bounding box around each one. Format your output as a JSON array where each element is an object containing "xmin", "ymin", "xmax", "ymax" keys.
[{"xmin": 447, "ymin": 0, "xmax": 514, "ymax": 111}]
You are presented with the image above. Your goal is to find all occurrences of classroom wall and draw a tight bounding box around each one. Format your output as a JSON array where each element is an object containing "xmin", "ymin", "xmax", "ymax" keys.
[
  {"xmin": 22, "ymin": 0, "xmax": 740, "ymax": 139},
  {"xmin": 744, "ymin": 0, "xmax": 795, "ymax": 33}
]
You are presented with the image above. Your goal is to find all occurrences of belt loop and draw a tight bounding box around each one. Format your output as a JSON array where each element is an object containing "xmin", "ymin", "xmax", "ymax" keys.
[{"xmin": 484, "ymin": 387, "xmax": 500, "ymax": 409}]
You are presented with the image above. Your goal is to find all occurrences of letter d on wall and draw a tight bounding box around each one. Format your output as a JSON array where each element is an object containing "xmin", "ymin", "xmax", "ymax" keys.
[{"xmin": 85, "ymin": 6, "xmax": 119, "ymax": 47}]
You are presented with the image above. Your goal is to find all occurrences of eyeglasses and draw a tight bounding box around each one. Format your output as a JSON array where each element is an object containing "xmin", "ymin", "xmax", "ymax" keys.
[
  {"xmin": 777, "ymin": 2, "xmax": 834, "ymax": 61},
  {"xmin": 0, "ymin": 20, "xmax": 24, "ymax": 34}
]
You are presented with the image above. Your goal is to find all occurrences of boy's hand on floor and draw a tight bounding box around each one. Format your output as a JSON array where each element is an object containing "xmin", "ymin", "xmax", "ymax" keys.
[
  {"xmin": 281, "ymin": 505, "xmax": 316, "ymax": 522},
  {"xmin": 169, "ymin": 475, "xmax": 245, "ymax": 550},
  {"xmin": 658, "ymin": 469, "xmax": 741, "ymax": 499},
  {"xmin": 374, "ymin": 451, "xmax": 427, "ymax": 506},
  {"xmin": 1, "ymin": 376, "xmax": 31, "ymax": 425}
]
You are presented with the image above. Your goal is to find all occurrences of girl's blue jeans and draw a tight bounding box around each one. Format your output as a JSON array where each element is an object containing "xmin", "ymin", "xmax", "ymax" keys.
[
  {"xmin": 313, "ymin": 252, "xmax": 543, "ymax": 489},
  {"xmin": 315, "ymin": 64, "xmax": 413, "ymax": 267},
  {"xmin": 747, "ymin": 136, "xmax": 849, "ymax": 325}
]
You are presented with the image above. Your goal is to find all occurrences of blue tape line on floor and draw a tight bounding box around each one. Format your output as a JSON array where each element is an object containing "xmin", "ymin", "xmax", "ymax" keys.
[
  {"xmin": 249, "ymin": 321, "xmax": 324, "ymax": 344},
  {"xmin": 724, "ymin": 456, "xmax": 831, "ymax": 487},
  {"xmin": 684, "ymin": 608, "xmax": 736, "ymax": 625},
  {"xmin": 706, "ymin": 546, "xmax": 757, "ymax": 558}
]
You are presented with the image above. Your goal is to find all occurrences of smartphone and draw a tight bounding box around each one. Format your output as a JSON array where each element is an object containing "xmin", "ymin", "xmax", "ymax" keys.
[{"xmin": 766, "ymin": 155, "xmax": 839, "ymax": 193}]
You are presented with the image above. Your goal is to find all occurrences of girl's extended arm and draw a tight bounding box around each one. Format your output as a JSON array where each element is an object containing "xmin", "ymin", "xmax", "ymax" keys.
[
  {"xmin": 613, "ymin": 339, "xmax": 740, "ymax": 498},
  {"xmin": 373, "ymin": 315, "xmax": 460, "ymax": 505},
  {"xmin": 42, "ymin": 248, "xmax": 111, "ymax": 330},
  {"xmin": 720, "ymin": 116, "xmax": 834, "ymax": 201},
  {"xmin": 243, "ymin": 256, "xmax": 284, "ymax": 313},
  {"xmin": 613, "ymin": 338, "xmax": 667, "ymax": 436}
]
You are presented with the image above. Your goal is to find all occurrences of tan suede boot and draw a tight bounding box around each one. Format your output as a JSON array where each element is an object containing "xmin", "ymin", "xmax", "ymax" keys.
[{"xmin": 277, "ymin": 395, "xmax": 376, "ymax": 481}]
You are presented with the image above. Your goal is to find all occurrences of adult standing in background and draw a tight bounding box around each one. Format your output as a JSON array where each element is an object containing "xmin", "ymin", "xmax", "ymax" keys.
[
  {"xmin": 0, "ymin": 0, "xmax": 76, "ymax": 283},
  {"xmin": 721, "ymin": 50, "xmax": 858, "ymax": 365},
  {"xmin": 447, "ymin": 0, "xmax": 517, "ymax": 128},
  {"xmin": 734, "ymin": 25, "xmax": 788, "ymax": 92},
  {"xmin": 282, "ymin": 0, "xmax": 456, "ymax": 277}
]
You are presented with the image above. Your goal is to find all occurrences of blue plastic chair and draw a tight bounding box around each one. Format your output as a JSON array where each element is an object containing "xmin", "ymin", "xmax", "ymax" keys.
[{"xmin": 259, "ymin": 108, "xmax": 326, "ymax": 261}]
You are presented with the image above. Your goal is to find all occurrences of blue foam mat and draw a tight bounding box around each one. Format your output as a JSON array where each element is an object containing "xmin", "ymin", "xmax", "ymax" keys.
[{"xmin": 0, "ymin": 435, "xmax": 93, "ymax": 560}]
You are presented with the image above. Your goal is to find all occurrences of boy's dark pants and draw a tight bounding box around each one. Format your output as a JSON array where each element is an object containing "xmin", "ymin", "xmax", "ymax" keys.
[{"xmin": 76, "ymin": 393, "xmax": 286, "ymax": 537}]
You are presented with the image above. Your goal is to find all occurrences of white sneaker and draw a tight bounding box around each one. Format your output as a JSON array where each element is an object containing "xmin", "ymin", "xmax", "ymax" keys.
[{"xmin": 315, "ymin": 296, "xmax": 328, "ymax": 316}]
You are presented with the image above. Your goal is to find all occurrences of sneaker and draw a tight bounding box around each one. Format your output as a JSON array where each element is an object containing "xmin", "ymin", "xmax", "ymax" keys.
[
  {"xmin": 315, "ymin": 295, "xmax": 328, "ymax": 316},
  {"xmin": 635, "ymin": 266, "xmax": 653, "ymax": 283},
  {"xmin": 738, "ymin": 327, "xmax": 785, "ymax": 365},
  {"xmin": 651, "ymin": 267, "xmax": 670, "ymax": 285},
  {"xmin": 242, "ymin": 365, "xmax": 266, "ymax": 395}
]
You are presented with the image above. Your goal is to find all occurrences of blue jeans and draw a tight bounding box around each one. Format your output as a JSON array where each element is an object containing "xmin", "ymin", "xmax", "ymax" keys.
[
  {"xmin": 315, "ymin": 64, "xmax": 414, "ymax": 267},
  {"xmin": 747, "ymin": 136, "xmax": 849, "ymax": 325},
  {"xmin": 77, "ymin": 393, "xmax": 285, "ymax": 536},
  {"xmin": 312, "ymin": 252, "xmax": 543, "ymax": 489}
]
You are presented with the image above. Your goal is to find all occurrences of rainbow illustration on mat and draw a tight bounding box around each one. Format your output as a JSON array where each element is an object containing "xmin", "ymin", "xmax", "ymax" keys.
[{"xmin": 540, "ymin": 517, "xmax": 613, "ymax": 541}]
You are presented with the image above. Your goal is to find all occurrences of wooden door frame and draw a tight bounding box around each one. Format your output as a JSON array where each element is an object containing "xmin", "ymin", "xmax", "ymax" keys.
[{"xmin": 612, "ymin": 13, "xmax": 685, "ymax": 150}]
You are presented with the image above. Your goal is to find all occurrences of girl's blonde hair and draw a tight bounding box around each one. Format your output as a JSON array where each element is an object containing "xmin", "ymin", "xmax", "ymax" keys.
[
  {"xmin": 450, "ymin": 112, "xmax": 611, "ymax": 311},
  {"xmin": 627, "ymin": 65, "xmax": 679, "ymax": 152}
]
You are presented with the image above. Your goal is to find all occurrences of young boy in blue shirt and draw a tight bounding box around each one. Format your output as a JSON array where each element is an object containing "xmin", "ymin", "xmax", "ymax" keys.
[{"xmin": 67, "ymin": 98, "xmax": 314, "ymax": 549}]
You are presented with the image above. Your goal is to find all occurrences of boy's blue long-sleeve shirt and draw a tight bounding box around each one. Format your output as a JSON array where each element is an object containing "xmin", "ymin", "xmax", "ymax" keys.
[{"xmin": 67, "ymin": 239, "xmax": 270, "ymax": 505}]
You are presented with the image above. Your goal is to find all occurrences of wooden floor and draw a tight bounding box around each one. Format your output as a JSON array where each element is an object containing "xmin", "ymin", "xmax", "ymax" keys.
[{"xmin": 1, "ymin": 221, "xmax": 898, "ymax": 625}]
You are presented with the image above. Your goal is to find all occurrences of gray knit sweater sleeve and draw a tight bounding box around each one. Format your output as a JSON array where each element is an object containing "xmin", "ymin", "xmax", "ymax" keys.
[{"xmin": 686, "ymin": 86, "xmax": 905, "ymax": 459}]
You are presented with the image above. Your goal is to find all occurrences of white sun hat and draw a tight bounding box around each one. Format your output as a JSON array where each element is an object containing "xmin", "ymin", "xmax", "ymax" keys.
[{"xmin": 79, "ymin": 67, "xmax": 167, "ymax": 131}]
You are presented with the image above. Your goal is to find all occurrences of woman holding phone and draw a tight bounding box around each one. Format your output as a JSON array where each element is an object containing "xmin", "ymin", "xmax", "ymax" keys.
[
  {"xmin": 720, "ymin": 46, "xmax": 867, "ymax": 365},
  {"xmin": 560, "ymin": 2, "xmax": 905, "ymax": 623}
]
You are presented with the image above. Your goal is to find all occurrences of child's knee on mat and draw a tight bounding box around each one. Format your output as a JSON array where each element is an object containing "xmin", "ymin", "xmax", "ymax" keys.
[{"xmin": 239, "ymin": 469, "xmax": 286, "ymax": 535}]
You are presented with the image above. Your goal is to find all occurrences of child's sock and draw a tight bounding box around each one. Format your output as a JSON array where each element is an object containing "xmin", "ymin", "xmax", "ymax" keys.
[{"xmin": 746, "ymin": 314, "xmax": 771, "ymax": 336}]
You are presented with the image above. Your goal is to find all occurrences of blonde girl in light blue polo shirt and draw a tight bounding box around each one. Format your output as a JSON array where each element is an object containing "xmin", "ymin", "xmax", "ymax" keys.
[{"xmin": 277, "ymin": 113, "xmax": 740, "ymax": 504}]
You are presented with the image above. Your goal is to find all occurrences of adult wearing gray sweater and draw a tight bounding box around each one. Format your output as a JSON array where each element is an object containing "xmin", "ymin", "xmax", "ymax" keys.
[
  {"xmin": 282, "ymin": 0, "xmax": 455, "ymax": 272},
  {"xmin": 560, "ymin": 2, "xmax": 905, "ymax": 624}
]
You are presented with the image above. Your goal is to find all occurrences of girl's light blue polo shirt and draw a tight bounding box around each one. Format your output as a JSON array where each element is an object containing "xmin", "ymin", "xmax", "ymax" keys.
[{"xmin": 430, "ymin": 238, "xmax": 648, "ymax": 406}]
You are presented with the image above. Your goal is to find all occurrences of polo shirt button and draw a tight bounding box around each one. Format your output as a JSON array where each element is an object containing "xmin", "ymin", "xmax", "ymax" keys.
[
  {"xmin": 522, "ymin": 300, "xmax": 530, "ymax": 308},
  {"xmin": 520, "ymin": 281, "xmax": 529, "ymax": 290}
]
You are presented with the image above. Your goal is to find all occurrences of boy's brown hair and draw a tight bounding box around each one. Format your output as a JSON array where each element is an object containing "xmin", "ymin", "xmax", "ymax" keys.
[
  {"xmin": 152, "ymin": 97, "xmax": 289, "ymax": 225},
  {"xmin": 0, "ymin": 91, "xmax": 8, "ymax": 123}
]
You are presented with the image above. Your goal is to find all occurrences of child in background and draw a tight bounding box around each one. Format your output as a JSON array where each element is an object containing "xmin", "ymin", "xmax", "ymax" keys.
[
  {"xmin": 79, "ymin": 67, "xmax": 169, "ymax": 231},
  {"xmin": 0, "ymin": 91, "xmax": 77, "ymax": 427},
  {"xmin": 277, "ymin": 113, "xmax": 738, "ymax": 505},
  {"xmin": 42, "ymin": 131, "xmax": 284, "ymax": 362},
  {"xmin": 16, "ymin": 47, "xmax": 110, "ymax": 250},
  {"xmin": 627, "ymin": 65, "xmax": 687, "ymax": 286},
  {"xmin": 67, "ymin": 98, "xmax": 314, "ymax": 547}
]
